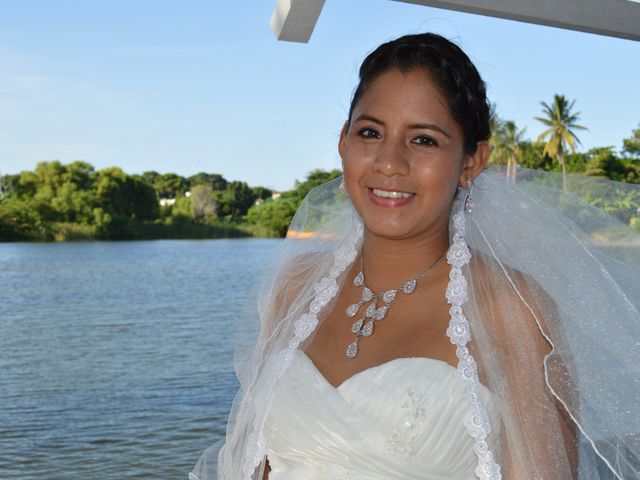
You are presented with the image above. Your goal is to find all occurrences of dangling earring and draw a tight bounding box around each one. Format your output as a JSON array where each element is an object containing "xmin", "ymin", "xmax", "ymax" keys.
[
  {"xmin": 464, "ymin": 179, "xmax": 474, "ymax": 214},
  {"xmin": 338, "ymin": 177, "xmax": 347, "ymax": 194}
]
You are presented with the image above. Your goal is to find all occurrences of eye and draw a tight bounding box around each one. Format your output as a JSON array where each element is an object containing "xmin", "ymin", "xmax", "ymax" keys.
[
  {"xmin": 356, "ymin": 127, "xmax": 381, "ymax": 140},
  {"xmin": 411, "ymin": 135, "xmax": 438, "ymax": 147}
]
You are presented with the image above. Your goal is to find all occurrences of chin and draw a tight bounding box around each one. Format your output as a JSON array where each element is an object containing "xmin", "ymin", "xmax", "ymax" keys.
[
  {"xmin": 361, "ymin": 218, "xmax": 420, "ymax": 240},
  {"xmin": 357, "ymin": 203, "xmax": 450, "ymax": 242}
]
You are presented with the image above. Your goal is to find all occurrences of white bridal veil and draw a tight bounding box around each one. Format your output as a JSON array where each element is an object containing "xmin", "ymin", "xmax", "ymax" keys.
[{"xmin": 191, "ymin": 166, "xmax": 640, "ymax": 480}]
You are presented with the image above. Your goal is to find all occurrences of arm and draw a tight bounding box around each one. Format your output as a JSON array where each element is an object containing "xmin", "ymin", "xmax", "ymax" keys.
[
  {"xmin": 500, "ymin": 269, "xmax": 578, "ymax": 477},
  {"xmin": 469, "ymin": 254, "xmax": 577, "ymax": 477},
  {"xmin": 261, "ymin": 459, "xmax": 271, "ymax": 480}
]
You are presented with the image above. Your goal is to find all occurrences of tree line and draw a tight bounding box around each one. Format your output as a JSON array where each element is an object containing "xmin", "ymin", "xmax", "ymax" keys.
[
  {"xmin": 492, "ymin": 94, "xmax": 640, "ymax": 187},
  {"xmin": 0, "ymin": 160, "xmax": 341, "ymax": 241},
  {"xmin": 1, "ymin": 94, "xmax": 638, "ymax": 241},
  {"xmin": 491, "ymin": 94, "xmax": 640, "ymax": 231}
]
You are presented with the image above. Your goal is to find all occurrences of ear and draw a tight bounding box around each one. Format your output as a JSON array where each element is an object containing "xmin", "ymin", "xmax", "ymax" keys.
[
  {"xmin": 459, "ymin": 141, "xmax": 489, "ymax": 188},
  {"xmin": 338, "ymin": 121, "xmax": 349, "ymax": 162}
]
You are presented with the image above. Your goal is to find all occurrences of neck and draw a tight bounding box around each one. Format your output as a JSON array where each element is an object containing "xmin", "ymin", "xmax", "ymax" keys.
[{"xmin": 360, "ymin": 225, "xmax": 450, "ymax": 293}]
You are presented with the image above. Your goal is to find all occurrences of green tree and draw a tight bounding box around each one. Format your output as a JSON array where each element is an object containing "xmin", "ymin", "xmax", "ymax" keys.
[
  {"xmin": 517, "ymin": 141, "xmax": 554, "ymax": 171},
  {"xmin": 0, "ymin": 173, "xmax": 20, "ymax": 198},
  {"xmin": 141, "ymin": 170, "xmax": 161, "ymax": 187},
  {"xmin": 34, "ymin": 161, "xmax": 66, "ymax": 190},
  {"xmin": 622, "ymin": 161, "xmax": 640, "ymax": 184},
  {"xmin": 585, "ymin": 147, "xmax": 625, "ymax": 180},
  {"xmin": 9, "ymin": 161, "xmax": 94, "ymax": 224},
  {"xmin": 252, "ymin": 186, "xmax": 274, "ymax": 201},
  {"xmin": 0, "ymin": 197, "xmax": 51, "ymax": 240},
  {"xmin": 16, "ymin": 170, "xmax": 39, "ymax": 198},
  {"xmin": 153, "ymin": 173, "xmax": 187, "ymax": 199},
  {"xmin": 171, "ymin": 194, "xmax": 192, "ymax": 220},
  {"xmin": 282, "ymin": 168, "xmax": 342, "ymax": 205},
  {"xmin": 190, "ymin": 184, "xmax": 217, "ymax": 222},
  {"xmin": 622, "ymin": 124, "xmax": 640, "ymax": 159},
  {"xmin": 94, "ymin": 167, "xmax": 159, "ymax": 237},
  {"xmin": 64, "ymin": 161, "xmax": 95, "ymax": 190},
  {"xmin": 246, "ymin": 198, "xmax": 298, "ymax": 237},
  {"xmin": 246, "ymin": 169, "xmax": 342, "ymax": 237},
  {"xmin": 535, "ymin": 94, "xmax": 588, "ymax": 191},
  {"xmin": 0, "ymin": 172, "xmax": 9, "ymax": 199},
  {"xmin": 51, "ymin": 181, "xmax": 95, "ymax": 223},
  {"xmin": 213, "ymin": 181, "xmax": 257, "ymax": 220},
  {"xmin": 188, "ymin": 172, "xmax": 228, "ymax": 191}
]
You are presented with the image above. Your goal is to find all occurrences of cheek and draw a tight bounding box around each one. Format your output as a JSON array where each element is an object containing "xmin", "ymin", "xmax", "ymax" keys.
[
  {"xmin": 414, "ymin": 156, "xmax": 461, "ymax": 192},
  {"xmin": 411, "ymin": 162, "xmax": 463, "ymax": 222},
  {"xmin": 342, "ymin": 145, "xmax": 372, "ymax": 181}
]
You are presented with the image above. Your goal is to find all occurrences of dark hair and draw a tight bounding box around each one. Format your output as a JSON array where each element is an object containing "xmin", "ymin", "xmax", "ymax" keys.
[{"xmin": 348, "ymin": 33, "xmax": 491, "ymax": 154}]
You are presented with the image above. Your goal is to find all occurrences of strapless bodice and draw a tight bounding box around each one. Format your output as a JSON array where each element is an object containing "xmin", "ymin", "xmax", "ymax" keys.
[{"xmin": 264, "ymin": 349, "xmax": 501, "ymax": 479}]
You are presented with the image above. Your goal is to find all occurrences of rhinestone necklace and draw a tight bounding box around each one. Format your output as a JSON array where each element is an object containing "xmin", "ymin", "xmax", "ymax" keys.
[{"xmin": 345, "ymin": 248, "xmax": 448, "ymax": 359}]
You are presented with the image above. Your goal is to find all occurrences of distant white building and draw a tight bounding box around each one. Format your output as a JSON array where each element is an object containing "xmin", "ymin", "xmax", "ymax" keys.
[
  {"xmin": 254, "ymin": 191, "xmax": 281, "ymax": 206},
  {"xmin": 159, "ymin": 191, "xmax": 190, "ymax": 206}
]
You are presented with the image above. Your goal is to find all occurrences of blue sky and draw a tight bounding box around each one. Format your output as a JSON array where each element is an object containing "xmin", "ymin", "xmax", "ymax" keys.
[{"xmin": 1, "ymin": 1, "xmax": 638, "ymax": 191}]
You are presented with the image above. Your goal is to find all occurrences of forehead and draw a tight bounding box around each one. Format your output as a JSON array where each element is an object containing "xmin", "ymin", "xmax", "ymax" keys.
[{"xmin": 353, "ymin": 69, "xmax": 454, "ymax": 124}]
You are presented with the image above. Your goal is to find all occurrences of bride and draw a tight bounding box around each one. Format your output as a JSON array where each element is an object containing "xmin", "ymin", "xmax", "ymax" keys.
[{"xmin": 191, "ymin": 33, "xmax": 640, "ymax": 479}]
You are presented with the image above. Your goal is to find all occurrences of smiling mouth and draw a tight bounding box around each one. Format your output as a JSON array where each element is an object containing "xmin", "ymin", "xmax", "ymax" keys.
[{"xmin": 371, "ymin": 188, "xmax": 415, "ymax": 199}]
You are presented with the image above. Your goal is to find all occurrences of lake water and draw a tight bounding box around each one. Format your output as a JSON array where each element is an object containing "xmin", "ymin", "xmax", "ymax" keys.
[{"xmin": 0, "ymin": 239, "xmax": 282, "ymax": 480}]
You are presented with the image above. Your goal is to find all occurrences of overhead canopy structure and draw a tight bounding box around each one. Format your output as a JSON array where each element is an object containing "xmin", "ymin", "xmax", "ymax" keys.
[
  {"xmin": 269, "ymin": 0, "xmax": 326, "ymax": 43},
  {"xmin": 270, "ymin": 0, "xmax": 640, "ymax": 43}
]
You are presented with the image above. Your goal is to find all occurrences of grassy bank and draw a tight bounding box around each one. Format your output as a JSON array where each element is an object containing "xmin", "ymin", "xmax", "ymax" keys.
[{"xmin": 0, "ymin": 219, "xmax": 267, "ymax": 242}]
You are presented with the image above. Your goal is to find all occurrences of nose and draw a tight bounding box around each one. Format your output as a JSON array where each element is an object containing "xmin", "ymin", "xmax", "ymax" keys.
[{"xmin": 371, "ymin": 135, "xmax": 410, "ymax": 176}]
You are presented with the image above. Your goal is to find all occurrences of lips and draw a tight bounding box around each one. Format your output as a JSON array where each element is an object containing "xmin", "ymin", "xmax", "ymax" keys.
[{"xmin": 368, "ymin": 187, "xmax": 415, "ymax": 208}]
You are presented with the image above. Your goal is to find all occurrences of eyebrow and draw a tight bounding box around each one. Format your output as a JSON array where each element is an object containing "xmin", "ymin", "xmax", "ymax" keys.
[{"xmin": 353, "ymin": 114, "xmax": 452, "ymax": 139}]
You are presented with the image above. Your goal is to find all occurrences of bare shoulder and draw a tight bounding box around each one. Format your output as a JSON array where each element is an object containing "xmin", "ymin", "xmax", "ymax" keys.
[{"xmin": 467, "ymin": 248, "xmax": 554, "ymax": 358}]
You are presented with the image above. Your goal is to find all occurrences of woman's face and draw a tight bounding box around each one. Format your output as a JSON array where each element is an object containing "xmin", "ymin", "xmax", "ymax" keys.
[{"xmin": 339, "ymin": 69, "xmax": 478, "ymax": 241}]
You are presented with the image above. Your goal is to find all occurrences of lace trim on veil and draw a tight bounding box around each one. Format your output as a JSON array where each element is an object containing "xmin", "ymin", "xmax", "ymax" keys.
[
  {"xmin": 242, "ymin": 220, "xmax": 364, "ymax": 478},
  {"xmin": 447, "ymin": 208, "xmax": 502, "ymax": 480}
]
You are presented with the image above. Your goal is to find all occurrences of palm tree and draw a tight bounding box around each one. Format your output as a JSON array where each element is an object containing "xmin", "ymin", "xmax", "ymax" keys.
[
  {"xmin": 500, "ymin": 121, "xmax": 526, "ymax": 181},
  {"xmin": 490, "ymin": 116, "xmax": 526, "ymax": 181},
  {"xmin": 489, "ymin": 112, "xmax": 507, "ymax": 171},
  {"xmin": 535, "ymin": 94, "xmax": 588, "ymax": 191}
]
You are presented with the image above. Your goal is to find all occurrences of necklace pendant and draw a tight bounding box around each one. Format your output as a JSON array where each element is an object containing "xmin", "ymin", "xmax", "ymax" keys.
[
  {"xmin": 361, "ymin": 287, "xmax": 374, "ymax": 302},
  {"xmin": 382, "ymin": 290, "xmax": 397, "ymax": 303},
  {"xmin": 353, "ymin": 271, "xmax": 364, "ymax": 287},
  {"xmin": 402, "ymin": 279, "xmax": 417, "ymax": 294},
  {"xmin": 346, "ymin": 340, "xmax": 359, "ymax": 359},
  {"xmin": 346, "ymin": 303, "xmax": 360, "ymax": 317},
  {"xmin": 364, "ymin": 303, "xmax": 377, "ymax": 318},
  {"xmin": 361, "ymin": 320, "xmax": 374, "ymax": 337},
  {"xmin": 374, "ymin": 306, "xmax": 389, "ymax": 321},
  {"xmin": 351, "ymin": 318, "xmax": 364, "ymax": 334}
]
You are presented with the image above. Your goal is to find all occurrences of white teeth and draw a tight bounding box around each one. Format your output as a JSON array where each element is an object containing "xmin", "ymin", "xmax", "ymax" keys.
[{"xmin": 372, "ymin": 188, "xmax": 414, "ymax": 199}]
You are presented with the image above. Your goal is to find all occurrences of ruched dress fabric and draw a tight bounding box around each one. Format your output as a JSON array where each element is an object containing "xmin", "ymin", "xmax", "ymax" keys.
[{"xmin": 264, "ymin": 349, "xmax": 502, "ymax": 480}]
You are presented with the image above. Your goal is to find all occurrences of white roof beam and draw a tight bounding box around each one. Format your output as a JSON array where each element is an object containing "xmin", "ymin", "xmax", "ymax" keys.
[
  {"xmin": 269, "ymin": 0, "xmax": 640, "ymax": 43},
  {"xmin": 394, "ymin": 0, "xmax": 640, "ymax": 42},
  {"xmin": 269, "ymin": 0, "xmax": 326, "ymax": 43}
]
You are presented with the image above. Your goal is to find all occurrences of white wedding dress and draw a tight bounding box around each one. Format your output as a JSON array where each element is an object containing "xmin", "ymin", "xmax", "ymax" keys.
[{"xmin": 264, "ymin": 349, "xmax": 502, "ymax": 479}]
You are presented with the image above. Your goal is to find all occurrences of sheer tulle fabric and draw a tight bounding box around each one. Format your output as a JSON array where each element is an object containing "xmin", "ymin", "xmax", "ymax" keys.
[
  {"xmin": 190, "ymin": 168, "xmax": 640, "ymax": 480},
  {"xmin": 466, "ymin": 170, "xmax": 640, "ymax": 478}
]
